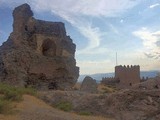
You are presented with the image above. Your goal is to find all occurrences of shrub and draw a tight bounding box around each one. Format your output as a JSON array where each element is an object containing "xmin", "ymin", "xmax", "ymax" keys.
[
  {"xmin": 0, "ymin": 83, "xmax": 22, "ymax": 101},
  {"xmin": 4, "ymin": 90, "xmax": 22, "ymax": 101},
  {"xmin": 0, "ymin": 83, "xmax": 37, "ymax": 101},
  {"xmin": 0, "ymin": 84, "xmax": 13, "ymax": 94},
  {"xmin": 55, "ymin": 101, "xmax": 73, "ymax": 112},
  {"xmin": 17, "ymin": 87, "xmax": 37, "ymax": 96},
  {"xmin": 102, "ymin": 86, "xmax": 117, "ymax": 93}
]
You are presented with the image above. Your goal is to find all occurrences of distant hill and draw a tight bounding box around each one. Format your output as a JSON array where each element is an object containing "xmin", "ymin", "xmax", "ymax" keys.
[
  {"xmin": 78, "ymin": 73, "xmax": 114, "ymax": 82},
  {"xmin": 78, "ymin": 70, "xmax": 159, "ymax": 82},
  {"xmin": 140, "ymin": 71, "xmax": 159, "ymax": 78}
]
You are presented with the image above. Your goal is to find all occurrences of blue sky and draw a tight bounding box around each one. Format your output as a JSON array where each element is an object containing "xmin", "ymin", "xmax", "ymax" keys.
[{"xmin": 0, "ymin": 0, "xmax": 160, "ymax": 75}]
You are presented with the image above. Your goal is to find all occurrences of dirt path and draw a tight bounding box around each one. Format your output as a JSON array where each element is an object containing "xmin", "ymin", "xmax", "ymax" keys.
[
  {"xmin": 0, "ymin": 115, "xmax": 18, "ymax": 120},
  {"xmin": 0, "ymin": 95, "xmax": 113, "ymax": 120}
]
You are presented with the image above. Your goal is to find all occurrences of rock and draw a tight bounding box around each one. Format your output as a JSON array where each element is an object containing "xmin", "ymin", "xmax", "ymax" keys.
[
  {"xmin": 80, "ymin": 76, "xmax": 97, "ymax": 93},
  {"xmin": 0, "ymin": 4, "xmax": 79, "ymax": 90},
  {"xmin": 132, "ymin": 76, "xmax": 160, "ymax": 90},
  {"xmin": 147, "ymin": 96, "xmax": 153, "ymax": 103}
]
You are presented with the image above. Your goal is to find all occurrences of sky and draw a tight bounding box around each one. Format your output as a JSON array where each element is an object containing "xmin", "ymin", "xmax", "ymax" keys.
[{"xmin": 0, "ymin": 0, "xmax": 160, "ymax": 75}]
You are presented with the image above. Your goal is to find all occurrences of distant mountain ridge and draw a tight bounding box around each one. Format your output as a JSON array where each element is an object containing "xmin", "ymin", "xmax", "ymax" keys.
[{"xmin": 78, "ymin": 70, "xmax": 159, "ymax": 82}]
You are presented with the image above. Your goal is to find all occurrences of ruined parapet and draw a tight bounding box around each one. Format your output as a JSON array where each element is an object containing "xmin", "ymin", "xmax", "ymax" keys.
[
  {"xmin": 140, "ymin": 76, "xmax": 149, "ymax": 82},
  {"xmin": 101, "ymin": 77, "xmax": 119, "ymax": 86},
  {"xmin": 101, "ymin": 77, "xmax": 116, "ymax": 84},
  {"xmin": 115, "ymin": 65, "xmax": 140, "ymax": 88},
  {"xmin": 0, "ymin": 4, "xmax": 79, "ymax": 90}
]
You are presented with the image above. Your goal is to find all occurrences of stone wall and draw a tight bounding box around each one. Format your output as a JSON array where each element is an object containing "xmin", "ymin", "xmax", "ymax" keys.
[{"xmin": 101, "ymin": 77, "xmax": 118, "ymax": 86}]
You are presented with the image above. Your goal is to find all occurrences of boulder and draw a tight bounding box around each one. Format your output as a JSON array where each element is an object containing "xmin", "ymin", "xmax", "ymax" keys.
[
  {"xmin": 0, "ymin": 4, "xmax": 79, "ymax": 90},
  {"xmin": 132, "ymin": 76, "xmax": 160, "ymax": 90},
  {"xmin": 80, "ymin": 76, "xmax": 97, "ymax": 93}
]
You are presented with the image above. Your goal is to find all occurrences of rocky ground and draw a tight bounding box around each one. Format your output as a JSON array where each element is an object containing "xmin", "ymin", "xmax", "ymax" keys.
[
  {"xmin": 0, "ymin": 87, "xmax": 160, "ymax": 120},
  {"xmin": 0, "ymin": 95, "xmax": 111, "ymax": 120},
  {"xmin": 0, "ymin": 82, "xmax": 160, "ymax": 120},
  {"xmin": 39, "ymin": 89, "xmax": 160, "ymax": 120}
]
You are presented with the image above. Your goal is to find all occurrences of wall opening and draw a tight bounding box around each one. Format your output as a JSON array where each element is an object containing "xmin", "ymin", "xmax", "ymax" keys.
[
  {"xmin": 48, "ymin": 82, "xmax": 58, "ymax": 90},
  {"xmin": 129, "ymin": 83, "xmax": 132, "ymax": 86},
  {"xmin": 155, "ymin": 85, "xmax": 159, "ymax": 89},
  {"xmin": 42, "ymin": 39, "xmax": 56, "ymax": 56},
  {"xmin": 25, "ymin": 25, "xmax": 28, "ymax": 31}
]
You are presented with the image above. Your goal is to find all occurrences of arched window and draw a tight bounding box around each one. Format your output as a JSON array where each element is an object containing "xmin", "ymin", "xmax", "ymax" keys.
[{"xmin": 42, "ymin": 39, "xmax": 56, "ymax": 56}]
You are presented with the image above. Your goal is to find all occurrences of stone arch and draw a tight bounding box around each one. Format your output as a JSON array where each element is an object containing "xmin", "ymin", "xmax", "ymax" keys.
[{"xmin": 42, "ymin": 39, "xmax": 56, "ymax": 56}]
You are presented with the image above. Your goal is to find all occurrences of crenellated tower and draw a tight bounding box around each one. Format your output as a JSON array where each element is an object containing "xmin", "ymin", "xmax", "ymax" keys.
[{"xmin": 115, "ymin": 65, "xmax": 140, "ymax": 87}]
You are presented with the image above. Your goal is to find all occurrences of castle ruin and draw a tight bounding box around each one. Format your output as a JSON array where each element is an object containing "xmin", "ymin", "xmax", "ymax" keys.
[
  {"xmin": 0, "ymin": 4, "xmax": 79, "ymax": 90},
  {"xmin": 115, "ymin": 65, "xmax": 140, "ymax": 87},
  {"xmin": 102, "ymin": 65, "xmax": 140, "ymax": 88}
]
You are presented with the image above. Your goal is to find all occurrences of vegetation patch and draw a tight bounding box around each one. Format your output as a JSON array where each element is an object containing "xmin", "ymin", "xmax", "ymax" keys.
[
  {"xmin": 102, "ymin": 87, "xmax": 115, "ymax": 93},
  {"xmin": 55, "ymin": 101, "xmax": 73, "ymax": 112},
  {"xmin": 0, "ymin": 83, "xmax": 37, "ymax": 114},
  {"xmin": 17, "ymin": 87, "xmax": 37, "ymax": 96},
  {"xmin": 98, "ymin": 84, "xmax": 119, "ymax": 94},
  {"xmin": 0, "ymin": 99, "xmax": 12, "ymax": 114},
  {"xmin": 4, "ymin": 90, "xmax": 22, "ymax": 101},
  {"xmin": 78, "ymin": 111, "xmax": 92, "ymax": 116}
]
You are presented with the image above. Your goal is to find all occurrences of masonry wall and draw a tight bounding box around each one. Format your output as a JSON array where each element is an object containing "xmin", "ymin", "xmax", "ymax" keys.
[{"xmin": 115, "ymin": 65, "xmax": 140, "ymax": 88}]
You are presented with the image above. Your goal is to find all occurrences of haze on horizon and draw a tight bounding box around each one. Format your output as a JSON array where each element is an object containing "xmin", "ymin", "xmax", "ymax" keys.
[{"xmin": 0, "ymin": 0, "xmax": 160, "ymax": 75}]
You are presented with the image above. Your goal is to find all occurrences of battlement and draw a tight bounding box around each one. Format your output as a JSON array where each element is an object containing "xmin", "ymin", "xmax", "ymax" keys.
[
  {"xmin": 102, "ymin": 77, "xmax": 115, "ymax": 81},
  {"xmin": 116, "ymin": 65, "xmax": 140, "ymax": 69}
]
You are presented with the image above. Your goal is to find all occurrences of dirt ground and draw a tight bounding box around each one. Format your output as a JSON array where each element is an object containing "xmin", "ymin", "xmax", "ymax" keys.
[{"xmin": 0, "ymin": 95, "xmax": 113, "ymax": 120}]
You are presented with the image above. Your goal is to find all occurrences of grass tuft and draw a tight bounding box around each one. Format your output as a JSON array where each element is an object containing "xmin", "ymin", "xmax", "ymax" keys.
[
  {"xmin": 55, "ymin": 101, "xmax": 73, "ymax": 112},
  {"xmin": 79, "ymin": 111, "xmax": 92, "ymax": 116}
]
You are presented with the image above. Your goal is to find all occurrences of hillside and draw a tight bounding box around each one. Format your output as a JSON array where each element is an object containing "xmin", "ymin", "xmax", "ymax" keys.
[
  {"xmin": 39, "ymin": 89, "xmax": 160, "ymax": 120},
  {"xmin": 0, "ymin": 95, "xmax": 112, "ymax": 120}
]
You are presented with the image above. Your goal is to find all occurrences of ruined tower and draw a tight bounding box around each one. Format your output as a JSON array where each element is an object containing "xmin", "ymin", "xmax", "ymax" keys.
[{"xmin": 0, "ymin": 4, "xmax": 79, "ymax": 90}]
